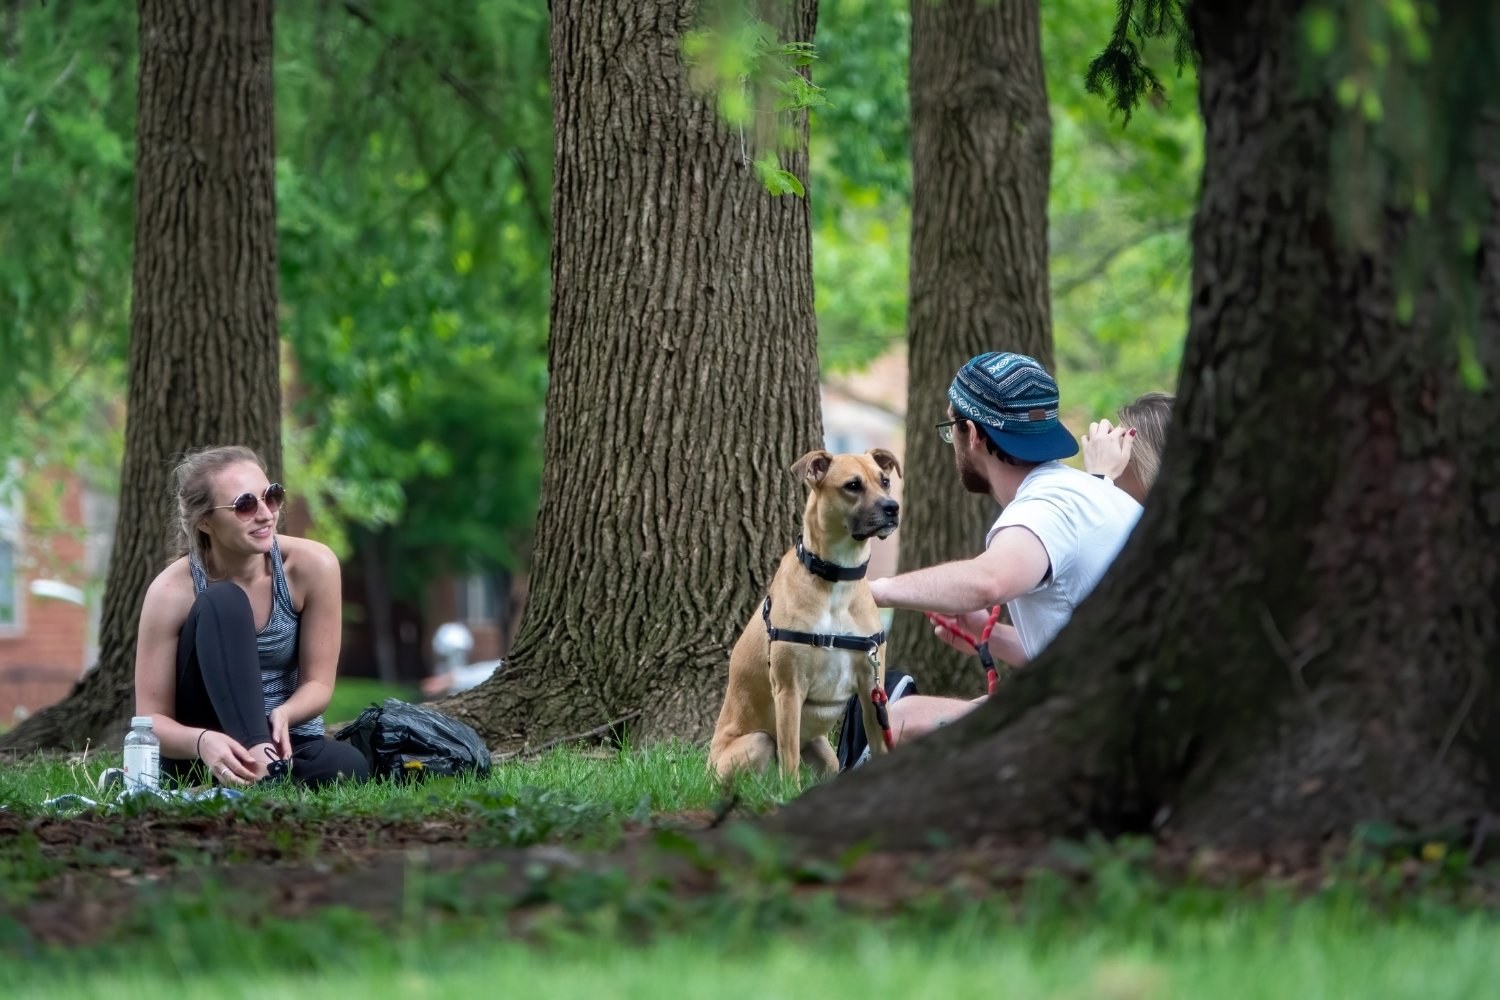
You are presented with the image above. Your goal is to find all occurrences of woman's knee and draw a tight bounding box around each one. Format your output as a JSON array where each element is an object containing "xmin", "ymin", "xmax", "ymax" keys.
[
  {"xmin": 197, "ymin": 580, "xmax": 253, "ymax": 617},
  {"xmin": 327, "ymin": 739, "xmax": 372, "ymax": 781},
  {"xmin": 294, "ymin": 738, "xmax": 372, "ymax": 786},
  {"xmin": 187, "ymin": 582, "xmax": 257, "ymax": 643}
]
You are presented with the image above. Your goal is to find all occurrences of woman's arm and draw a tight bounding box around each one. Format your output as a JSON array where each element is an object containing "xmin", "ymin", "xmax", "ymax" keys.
[
  {"xmin": 134, "ymin": 569, "xmax": 208, "ymax": 758},
  {"xmin": 271, "ymin": 538, "xmax": 342, "ymax": 747},
  {"xmin": 134, "ymin": 565, "xmax": 266, "ymax": 784},
  {"xmin": 1082, "ymin": 419, "xmax": 1135, "ymax": 482}
]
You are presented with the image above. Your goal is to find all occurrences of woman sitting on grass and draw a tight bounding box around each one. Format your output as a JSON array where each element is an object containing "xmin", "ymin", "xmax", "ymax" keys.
[{"xmin": 134, "ymin": 445, "xmax": 370, "ymax": 788}]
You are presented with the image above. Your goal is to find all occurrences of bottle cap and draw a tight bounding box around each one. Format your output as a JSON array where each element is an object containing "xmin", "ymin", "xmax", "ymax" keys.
[{"xmin": 130, "ymin": 715, "xmax": 154, "ymax": 729}]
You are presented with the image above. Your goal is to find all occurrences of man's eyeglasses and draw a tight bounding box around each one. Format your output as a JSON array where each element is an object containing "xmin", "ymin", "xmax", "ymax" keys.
[
  {"xmin": 935, "ymin": 419, "xmax": 964, "ymax": 445},
  {"xmin": 212, "ymin": 483, "xmax": 287, "ymax": 519}
]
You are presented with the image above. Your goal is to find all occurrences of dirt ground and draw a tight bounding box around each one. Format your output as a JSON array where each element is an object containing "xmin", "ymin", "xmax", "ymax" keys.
[{"xmin": 11, "ymin": 804, "xmax": 1464, "ymax": 952}]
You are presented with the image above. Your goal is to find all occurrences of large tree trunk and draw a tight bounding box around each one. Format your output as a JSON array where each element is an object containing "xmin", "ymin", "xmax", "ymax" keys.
[
  {"xmin": 885, "ymin": 0, "xmax": 1053, "ymax": 695},
  {"xmin": 774, "ymin": 0, "xmax": 1500, "ymax": 850},
  {"xmin": 1, "ymin": 0, "xmax": 282, "ymax": 752},
  {"xmin": 444, "ymin": 1, "xmax": 823, "ymax": 748}
]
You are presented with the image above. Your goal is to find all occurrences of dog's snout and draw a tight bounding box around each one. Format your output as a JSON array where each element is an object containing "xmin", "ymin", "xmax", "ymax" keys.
[{"xmin": 880, "ymin": 498, "xmax": 899, "ymax": 518}]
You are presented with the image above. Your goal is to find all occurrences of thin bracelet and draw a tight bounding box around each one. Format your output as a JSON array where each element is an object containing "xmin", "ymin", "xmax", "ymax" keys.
[{"xmin": 196, "ymin": 728, "xmax": 209, "ymax": 760}]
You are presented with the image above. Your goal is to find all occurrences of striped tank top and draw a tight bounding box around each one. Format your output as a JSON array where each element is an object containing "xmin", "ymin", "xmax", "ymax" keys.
[{"xmin": 189, "ymin": 539, "xmax": 324, "ymax": 737}]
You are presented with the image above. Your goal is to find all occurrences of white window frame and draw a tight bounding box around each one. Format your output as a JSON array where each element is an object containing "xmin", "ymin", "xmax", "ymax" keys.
[
  {"xmin": 457, "ymin": 571, "xmax": 497, "ymax": 626},
  {"xmin": 0, "ymin": 486, "xmax": 23, "ymax": 637}
]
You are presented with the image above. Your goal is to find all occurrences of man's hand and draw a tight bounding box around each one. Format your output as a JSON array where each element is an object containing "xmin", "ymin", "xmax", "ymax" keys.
[
  {"xmin": 928, "ymin": 609, "xmax": 995, "ymax": 654},
  {"xmin": 1082, "ymin": 418, "xmax": 1135, "ymax": 481}
]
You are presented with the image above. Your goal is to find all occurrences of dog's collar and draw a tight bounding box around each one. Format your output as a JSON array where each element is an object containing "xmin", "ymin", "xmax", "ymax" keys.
[{"xmin": 796, "ymin": 534, "xmax": 869, "ymax": 582}]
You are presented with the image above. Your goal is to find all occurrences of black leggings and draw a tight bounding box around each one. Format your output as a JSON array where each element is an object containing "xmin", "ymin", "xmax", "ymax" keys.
[{"xmin": 165, "ymin": 581, "xmax": 370, "ymax": 788}]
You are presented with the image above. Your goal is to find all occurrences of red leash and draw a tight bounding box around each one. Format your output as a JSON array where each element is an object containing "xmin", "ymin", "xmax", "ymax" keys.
[
  {"xmin": 924, "ymin": 606, "xmax": 1004, "ymax": 696},
  {"xmin": 869, "ymin": 685, "xmax": 895, "ymax": 750}
]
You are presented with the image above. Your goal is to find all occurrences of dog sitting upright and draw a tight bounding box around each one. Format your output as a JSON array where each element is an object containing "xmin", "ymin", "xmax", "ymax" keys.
[{"xmin": 709, "ymin": 449, "xmax": 901, "ymax": 782}]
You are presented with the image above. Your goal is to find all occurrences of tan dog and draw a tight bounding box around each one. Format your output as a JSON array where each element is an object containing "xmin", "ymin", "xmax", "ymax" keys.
[{"xmin": 709, "ymin": 449, "xmax": 901, "ymax": 782}]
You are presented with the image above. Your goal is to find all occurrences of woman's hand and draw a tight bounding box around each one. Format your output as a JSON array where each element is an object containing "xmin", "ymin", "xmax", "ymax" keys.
[
  {"xmin": 197, "ymin": 731, "xmax": 262, "ymax": 785},
  {"xmin": 267, "ymin": 706, "xmax": 294, "ymax": 759},
  {"xmin": 1082, "ymin": 418, "xmax": 1135, "ymax": 481}
]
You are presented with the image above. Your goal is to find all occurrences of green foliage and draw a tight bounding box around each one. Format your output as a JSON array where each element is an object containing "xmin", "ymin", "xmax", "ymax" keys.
[
  {"xmin": 810, "ymin": 0, "xmax": 1198, "ymax": 408},
  {"xmin": 1046, "ymin": 0, "xmax": 1200, "ymax": 416},
  {"xmin": 1296, "ymin": 0, "xmax": 1497, "ymax": 383},
  {"xmin": 2, "ymin": 0, "xmax": 1203, "ymax": 594},
  {"xmin": 808, "ymin": 0, "xmax": 912, "ymax": 372},
  {"xmin": 462, "ymin": 785, "xmax": 621, "ymax": 848},
  {"xmin": 0, "ymin": 6, "xmax": 134, "ymax": 480},
  {"xmin": 276, "ymin": 2, "xmax": 551, "ymax": 588},
  {"xmin": 2, "ymin": 3, "xmax": 553, "ymax": 599},
  {"xmin": 682, "ymin": 3, "xmax": 827, "ymax": 197},
  {"xmin": 1079, "ymin": 1, "xmax": 1497, "ymax": 389},
  {"xmin": 1083, "ymin": 0, "xmax": 1193, "ymax": 122}
]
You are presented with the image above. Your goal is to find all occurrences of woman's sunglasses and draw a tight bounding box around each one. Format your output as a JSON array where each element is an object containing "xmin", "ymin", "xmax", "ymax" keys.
[{"xmin": 211, "ymin": 483, "xmax": 287, "ymax": 519}]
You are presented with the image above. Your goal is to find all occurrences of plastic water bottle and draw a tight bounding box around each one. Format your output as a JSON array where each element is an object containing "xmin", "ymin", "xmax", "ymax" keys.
[{"xmin": 123, "ymin": 716, "xmax": 160, "ymax": 793}]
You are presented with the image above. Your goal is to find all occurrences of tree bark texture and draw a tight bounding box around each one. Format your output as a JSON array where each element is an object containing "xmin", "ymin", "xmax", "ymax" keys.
[
  {"xmin": 772, "ymin": 0, "xmax": 1500, "ymax": 851},
  {"xmin": 444, "ymin": 0, "xmax": 824, "ymax": 749},
  {"xmin": 1, "ymin": 0, "xmax": 282, "ymax": 752},
  {"xmin": 885, "ymin": 0, "xmax": 1053, "ymax": 695}
]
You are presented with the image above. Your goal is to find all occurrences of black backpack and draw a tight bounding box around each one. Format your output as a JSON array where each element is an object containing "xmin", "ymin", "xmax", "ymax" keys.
[{"xmin": 335, "ymin": 698, "xmax": 492, "ymax": 781}]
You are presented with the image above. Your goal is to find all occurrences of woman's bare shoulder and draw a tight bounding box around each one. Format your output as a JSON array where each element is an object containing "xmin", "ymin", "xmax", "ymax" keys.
[
  {"xmin": 277, "ymin": 534, "xmax": 339, "ymax": 582},
  {"xmin": 141, "ymin": 557, "xmax": 197, "ymax": 622}
]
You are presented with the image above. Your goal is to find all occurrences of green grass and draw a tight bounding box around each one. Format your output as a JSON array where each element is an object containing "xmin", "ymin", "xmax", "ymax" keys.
[
  {"xmin": 4, "ymin": 745, "xmax": 1500, "ymax": 999},
  {"xmin": 321, "ymin": 677, "xmax": 420, "ymax": 728},
  {"xmin": 0, "ymin": 739, "xmax": 793, "ymax": 821},
  {"xmin": 7, "ymin": 873, "xmax": 1500, "ymax": 999}
]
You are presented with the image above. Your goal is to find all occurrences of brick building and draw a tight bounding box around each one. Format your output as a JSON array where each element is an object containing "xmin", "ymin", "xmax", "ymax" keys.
[{"xmin": 0, "ymin": 472, "xmax": 108, "ymax": 725}]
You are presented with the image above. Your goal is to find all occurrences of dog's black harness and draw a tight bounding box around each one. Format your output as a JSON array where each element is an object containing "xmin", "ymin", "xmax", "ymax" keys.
[
  {"xmin": 761, "ymin": 595, "xmax": 885, "ymax": 657},
  {"xmin": 762, "ymin": 534, "xmax": 884, "ymax": 654},
  {"xmin": 761, "ymin": 535, "xmax": 895, "ymax": 751}
]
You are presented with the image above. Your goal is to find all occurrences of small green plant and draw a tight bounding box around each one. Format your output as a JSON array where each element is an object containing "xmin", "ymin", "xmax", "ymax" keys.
[{"xmin": 682, "ymin": 9, "xmax": 826, "ymax": 197}]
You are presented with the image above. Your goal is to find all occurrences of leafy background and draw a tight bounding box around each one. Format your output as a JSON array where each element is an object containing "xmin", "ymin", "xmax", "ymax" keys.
[{"xmin": 0, "ymin": 0, "xmax": 1198, "ymax": 599}]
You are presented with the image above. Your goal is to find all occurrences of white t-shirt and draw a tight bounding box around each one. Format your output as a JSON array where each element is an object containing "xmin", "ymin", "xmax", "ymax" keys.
[{"xmin": 985, "ymin": 462, "xmax": 1142, "ymax": 660}]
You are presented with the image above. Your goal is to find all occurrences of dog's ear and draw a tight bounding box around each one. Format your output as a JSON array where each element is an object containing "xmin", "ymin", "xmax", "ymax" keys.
[
  {"xmin": 790, "ymin": 449, "xmax": 833, "ymax": 484},
  {"xmin": 868, "ymin": 448, "xmax": 902, "ymax": 479}
]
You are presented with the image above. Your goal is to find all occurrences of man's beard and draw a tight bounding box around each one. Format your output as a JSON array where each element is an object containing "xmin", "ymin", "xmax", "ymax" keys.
[{"xmin": 955, "ymin": 446, "xmax": 989, "ymax": 495}]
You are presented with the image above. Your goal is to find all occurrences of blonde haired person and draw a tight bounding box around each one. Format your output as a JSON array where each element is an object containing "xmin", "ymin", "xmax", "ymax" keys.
[
  {"xmin": 134, "ymin": 446, "xmax": 369, "ymax": 787},
  {"xmin": 1081, "ymin": 391, "xmax": 1175, "ymax": 504}
]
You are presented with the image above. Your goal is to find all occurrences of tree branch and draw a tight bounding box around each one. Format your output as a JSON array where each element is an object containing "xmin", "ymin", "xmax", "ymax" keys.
[
  {"xmin": 1051, "ymin": 218, "xmax": 1187, "ymax": 298},
  {"xmin": 13, "ymin": 52, "xmax": 77, "ymax": 176},
  {"xmin": 21, "ymin": 348, "xmax": 99, "ymax": 423},
  {"xmin": 340, "ymin": 1, "xmax": 551, "ymax": 238}
]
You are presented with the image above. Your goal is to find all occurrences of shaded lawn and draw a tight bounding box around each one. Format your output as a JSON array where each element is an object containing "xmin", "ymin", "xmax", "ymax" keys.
[{"xmin": 3, "ymin": 743, "xmax": 1499, "ymax": 999}]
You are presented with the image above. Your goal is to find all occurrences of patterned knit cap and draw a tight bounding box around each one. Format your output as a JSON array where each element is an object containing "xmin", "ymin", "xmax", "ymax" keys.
[{"xmin": 947, "ymin": 352, "xmax": 1079, "ymax": 462}]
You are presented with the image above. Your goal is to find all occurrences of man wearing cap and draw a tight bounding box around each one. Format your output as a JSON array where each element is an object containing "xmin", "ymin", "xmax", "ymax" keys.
[{"xmin": 865, "ymin": 351, "xmax": 1142, "ymax": 748}]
